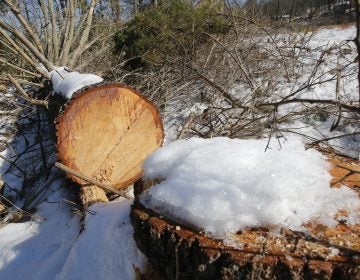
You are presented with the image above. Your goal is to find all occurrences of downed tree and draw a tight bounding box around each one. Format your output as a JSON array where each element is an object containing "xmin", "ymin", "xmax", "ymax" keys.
[
  {"xmin": 56, "ymin": 83, "xmax": 164, "ymax": 207},
  {"xmin": 131, "ymin": 150, "xmax": 360, "ymax": 280}
]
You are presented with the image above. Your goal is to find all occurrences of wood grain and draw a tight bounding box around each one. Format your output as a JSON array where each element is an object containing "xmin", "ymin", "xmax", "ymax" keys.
[{"xmin": 56, "ymin": 83, "xmax": 164, "ymax": 190}]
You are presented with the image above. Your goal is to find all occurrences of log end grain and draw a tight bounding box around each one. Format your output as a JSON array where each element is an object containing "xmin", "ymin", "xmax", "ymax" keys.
[{"xmin": 56, "ymin": 83, "xmax": 164, "ymax": 191}]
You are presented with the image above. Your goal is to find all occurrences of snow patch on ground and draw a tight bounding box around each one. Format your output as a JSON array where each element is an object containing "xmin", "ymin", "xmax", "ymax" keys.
[
  {"xmin": 310, "ymin": 25, "xmax": 356, "ymax": 48},
  {"xmin": 0, "ymin": 190, "xmax": 80, "ymax": 280},
  {"xmin": 141, "ymin": 136, "xmax": 360, "ymax": 239},
  {"xmin": 0, "ymin": 193, "xmax": 145, "ymax": 280},
  {"xmin": 50, "ymin": 67, "xmax": 103, "ymax": 99},
  {"xmin": 55, "ymin": 200, "xmax": 146, "ymax": 280}
]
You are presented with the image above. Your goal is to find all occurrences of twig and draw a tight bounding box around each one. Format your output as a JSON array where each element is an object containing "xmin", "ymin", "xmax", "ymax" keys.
[
  {"xmin": 0, "ymin": 58, "xmax": 41, "ymax": 77},
  {"xmin": 55, "ymin": 162, "xmax": 131, "ymax": 199},
  {"xmin": 308, "ymin": 131, "xmax": 360, "ymax": 147},
  {"xmin": 330, "ymin": 58, "xmax": 342, "ymax": 131},
  {"xmin": 62, "ymin": 199, "xmax": 96, "ymax": 215},
  {"xmin": 0, "ymin": 153, "xmax": 25, "ymax": 175},
  {"xmin": 0, "ymin": 194, "xmax": 30, "ymax": 215},
  {"xmin": 185, "ymin": 64, "xmax": 243, "ymax": 108},
  {"xmin": 203, "ymin": 31, "xmax": 256, "ymax": 91},
  {"xmin": 7, "ymin": 74, "xmax": 48, "ymax": 107},
  {"xmin": 178, "ymin": 114, "xmax": 194, "ymax": 139}
]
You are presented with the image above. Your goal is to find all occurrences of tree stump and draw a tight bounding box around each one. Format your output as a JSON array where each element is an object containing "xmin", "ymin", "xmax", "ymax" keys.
[
  {"xmin": 56, "ymin": 83, "xmax": 164, "ymax": 206},
  {"xmin": 131, "ymin": 151, "xmax": 360, "ymax": 280}
]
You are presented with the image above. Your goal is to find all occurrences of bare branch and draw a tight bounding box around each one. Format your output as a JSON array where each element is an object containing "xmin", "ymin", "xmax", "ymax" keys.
[
  {"xmin": 3, "ymin": 0, "xmax": 45, "ymax": 54},
  {"xmin": 60, "ymin": 0, "xmax": 75, "ymax": 65},
  {"xmin": 0, "ymin": 27, "xmax": 50, "ymax": 78},
  {"xmin": 0, "ymin": 58, "xmax": 42, "ymax": 77},
  {"xmin": 254, "ymin": 98, "xmax": 360, "ymax": 114},
  {"xmin": 7, "ymin": 74, "xmax": 48, "ymax": 106},
  {"xmin": 48, "ymin": 0, "xmax": 60, "ymax": 61},
  {"xmin": 354, "ymin": 0, "xmax": 360, "ymax": 103},
  {"xmin": 39, "ymin": 0, "xmax": 53, "ymax": 59},
  {"xmin": 0, "ymin": 77, "xmax": 43, "ymax": 87},
  {"xmin": 0, "ymin": 20, "xmax": 54, "ymax": 71},
  {"xmin": 68, "ymin": 0, "xmax": 98, "ymax": 68},
  {"xmin": 55, "ymin": 162, "xmax": 131, "ymax": 199},
  {"xmin": 308, "ymin": 131, "xmax": 360, "ymax": 147}
]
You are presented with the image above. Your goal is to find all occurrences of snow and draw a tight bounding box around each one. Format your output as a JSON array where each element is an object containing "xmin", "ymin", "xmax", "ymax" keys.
[
  {"xmin": 141, "ymin": 136, "xmax": 360, "ymax": 239},
  {"xmin": 50, "ymin": 67, "xmax": 103, "ymax": 99},
  {"xmin": 309, "ymin": 25, "xmax": 355, "ymax": 47},
  {"xmin": 0, "ymin": 191, "xmax": 145, "ymax": 280},
  {"xmin": 55, "ymin": 200, "xmax": 145, "ymax": 280}
]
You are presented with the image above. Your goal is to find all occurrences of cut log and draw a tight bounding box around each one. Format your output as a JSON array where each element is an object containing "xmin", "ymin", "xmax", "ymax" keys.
[
  {"xmin": 56, "ymin": 83, "xmax": 164, "ymax": 206},
  {"xmin": 131, "ymin": 151, "xmax": 360, "ymax": 279}
]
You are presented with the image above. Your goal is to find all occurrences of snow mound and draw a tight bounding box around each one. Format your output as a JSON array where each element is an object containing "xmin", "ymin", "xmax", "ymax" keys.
[
  {"xmin": 0, "ymin": 192, "xmax": 145, "ymax": 280},
  {"xmin": 55, "ymin": 200, "xmax": 146, "ymax": 280},
  {"xmin": 141, "ymin": 137, "xmax": 360, "ymax": 239},
  {"xmin": 50, "ymin": 67, "xmax": 103, "ymax": 99}
]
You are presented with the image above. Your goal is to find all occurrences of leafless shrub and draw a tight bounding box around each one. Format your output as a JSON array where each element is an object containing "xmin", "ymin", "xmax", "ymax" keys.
[
  {"xmin": 106, "ymin": 13, "xmax": 359, "ymax": 156},
  {"xmin": 166, "ymin": 14, "xmax": 360, "ymax": 157}
]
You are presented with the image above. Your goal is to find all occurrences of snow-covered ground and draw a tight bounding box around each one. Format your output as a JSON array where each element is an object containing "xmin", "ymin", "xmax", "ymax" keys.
[
  {"xmin": 0, "ymin": 191, "xmax": 145, "ymax": 280},
  {"xmin": 0, "ymin": 25, "xmax": 359, "ymax": 279},
  {"xmin": 0, "ymin": 151, "xmax": 145, "ymax": 280}
]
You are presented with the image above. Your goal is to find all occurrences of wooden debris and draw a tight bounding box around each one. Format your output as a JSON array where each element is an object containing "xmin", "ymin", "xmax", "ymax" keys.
[{"xmin": 80, "ymin": 185, "xmax": 108, "ymax": 209}]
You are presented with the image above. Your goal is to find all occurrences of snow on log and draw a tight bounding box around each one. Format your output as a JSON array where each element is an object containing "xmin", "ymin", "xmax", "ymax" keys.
[
  {"xmin": 56, "ymin": 83, "xmax": 164, "ymax": 206},
  {"xmin": 50, "ymin": 67, "xmax": 103, "ymax": 99},
  {"xmin": 132, "ymin": 139, "xmax": 360, "ymax": 279}
]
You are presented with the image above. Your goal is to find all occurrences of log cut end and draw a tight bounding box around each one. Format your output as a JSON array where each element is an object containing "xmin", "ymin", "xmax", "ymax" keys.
[{"xmin": 56, "ymin": 83, "xmax": 164, "ymax": 191}]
